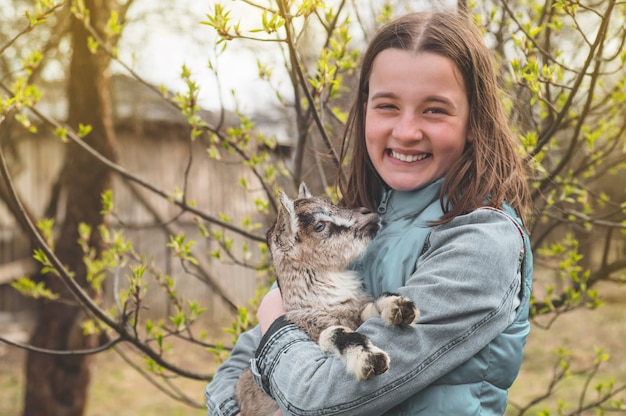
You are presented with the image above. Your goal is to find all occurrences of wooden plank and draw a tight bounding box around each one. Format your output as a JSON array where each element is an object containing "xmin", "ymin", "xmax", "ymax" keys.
[{"xmin": 0, "ymin": 258, "xmax": 38, "ymax": 285}]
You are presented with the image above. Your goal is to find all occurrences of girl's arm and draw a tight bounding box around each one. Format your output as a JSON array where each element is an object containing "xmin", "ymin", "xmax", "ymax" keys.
[
  {"xmin": 205, "ymin": 325, "xmax": 262, "ymax": 416},
  {"xmin": 250, "ymin": 209, "xmax": 526, "ymax": 416}
]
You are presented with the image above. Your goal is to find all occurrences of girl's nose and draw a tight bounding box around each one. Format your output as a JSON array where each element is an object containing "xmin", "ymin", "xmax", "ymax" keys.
[{"xmin": 392, "ymin": 113, "xmax": 423, "ymax": 142}]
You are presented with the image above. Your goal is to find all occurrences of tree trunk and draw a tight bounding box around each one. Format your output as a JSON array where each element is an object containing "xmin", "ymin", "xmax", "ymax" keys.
[{"xmin": 23, "ymin": 1, "xmax": 117, "ymax": 415}]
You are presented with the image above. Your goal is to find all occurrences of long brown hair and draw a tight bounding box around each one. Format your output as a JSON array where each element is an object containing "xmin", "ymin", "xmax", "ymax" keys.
[{"xmin": 338, "ymin": 11, "xmax": 530, "ymax": 225}]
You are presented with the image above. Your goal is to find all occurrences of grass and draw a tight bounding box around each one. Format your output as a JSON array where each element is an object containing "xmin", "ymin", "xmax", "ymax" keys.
[
  {"xmin": 87, "ymin": 349, "xmax": 209, "ymax": 416},
  {"xmin": 1, "ymin": 283, "xmax": 625, "ymax": 415},
  {"xmin": 0, "ymin": 347, "xmax": 25, "ymax": 416}
]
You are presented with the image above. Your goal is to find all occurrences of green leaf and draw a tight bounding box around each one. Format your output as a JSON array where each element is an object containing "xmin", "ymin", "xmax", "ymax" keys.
[{"xmin": 11, "ymin": 277, "xmax": 59, "ymax": 300}]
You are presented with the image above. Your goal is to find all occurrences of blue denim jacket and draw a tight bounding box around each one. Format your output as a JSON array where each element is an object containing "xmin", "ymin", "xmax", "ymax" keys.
[{"xmin": 206, "ymin": 179, "xmax": 533, "ymax": 415}]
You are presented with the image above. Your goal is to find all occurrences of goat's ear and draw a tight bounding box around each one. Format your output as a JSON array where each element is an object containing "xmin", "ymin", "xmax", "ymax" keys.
[
  {"xmin": 275, "ymin": 191, "xmax": 298, "ymax": 243},
  {"xmin": 298, "ymin": 182, "xmax": 312, "ymax": 199}
]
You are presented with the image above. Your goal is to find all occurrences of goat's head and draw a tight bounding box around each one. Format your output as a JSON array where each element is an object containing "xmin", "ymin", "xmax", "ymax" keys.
[{"xmin": 267, "ymin": 183, "xmax": 380, "ymax": 276}]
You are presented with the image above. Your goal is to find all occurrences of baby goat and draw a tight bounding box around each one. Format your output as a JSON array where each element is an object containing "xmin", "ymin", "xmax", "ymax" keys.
[{"xmin": 234, "ymin": 184, "xmax": 419, "ymax": 415}]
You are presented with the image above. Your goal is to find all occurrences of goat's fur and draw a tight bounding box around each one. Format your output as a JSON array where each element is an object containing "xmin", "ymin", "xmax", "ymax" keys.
[{"xmin": 234, "ymin": 184, "xmax": 419, "ymax": 416}]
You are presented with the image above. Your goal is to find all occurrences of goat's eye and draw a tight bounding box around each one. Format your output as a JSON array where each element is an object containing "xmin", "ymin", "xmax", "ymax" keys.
[{"xmin": 314, "ymin": 221, "xmax": 326, "ymax": 233}]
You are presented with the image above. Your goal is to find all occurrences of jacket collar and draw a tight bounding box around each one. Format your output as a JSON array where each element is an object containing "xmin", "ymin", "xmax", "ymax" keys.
[{"xmin": 377, "ymin": 178, "xmax": 444, "ymax": 221}]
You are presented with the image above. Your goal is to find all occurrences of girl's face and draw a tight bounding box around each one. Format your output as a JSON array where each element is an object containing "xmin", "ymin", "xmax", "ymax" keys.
[{"xmin": 365, "ymin": 49, "xmax": 471, "ymax": 192}]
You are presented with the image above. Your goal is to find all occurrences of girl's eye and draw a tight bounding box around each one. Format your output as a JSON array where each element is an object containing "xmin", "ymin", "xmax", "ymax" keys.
[
  {"xmin": 314, "ymin": 222, "xmax": 326, "ymax": 232},
  {"xmin": 425, "ymin": 107, "xmax": 447, "ymax": 115}
]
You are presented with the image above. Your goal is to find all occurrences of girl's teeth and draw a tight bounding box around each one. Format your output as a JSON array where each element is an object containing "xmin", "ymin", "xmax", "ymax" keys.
[{"xmin": 390, "ymin": 150, "xmax": 429, "ymax": 162}]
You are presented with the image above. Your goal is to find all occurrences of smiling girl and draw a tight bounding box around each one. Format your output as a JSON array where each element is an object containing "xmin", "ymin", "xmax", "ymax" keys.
[
  {"xmin": 206, "ymin": 10, "xmax": 533, "ymax": 416},
  {"xmin": 364, "ymin": 49, "xmax": 470, "ymax": 192}
]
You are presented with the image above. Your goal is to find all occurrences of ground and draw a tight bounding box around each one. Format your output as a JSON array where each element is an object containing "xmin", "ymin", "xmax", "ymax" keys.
[
  {"xmin": 507, "ymin": 281, "xmax": 626, "ymax": 415},
  {"xmin": 1, "ymin": 282, "xmax": 625, "ymax": 415},
  {"xmin": 0, "ymin": 347, "xmax": 208, "ymax": 416}
]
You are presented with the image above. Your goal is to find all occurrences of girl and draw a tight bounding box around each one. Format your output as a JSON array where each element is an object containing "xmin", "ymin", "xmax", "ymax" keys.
[{"xmin": 206, "ymin": 10, "xmax": 533, "ymax": 416}]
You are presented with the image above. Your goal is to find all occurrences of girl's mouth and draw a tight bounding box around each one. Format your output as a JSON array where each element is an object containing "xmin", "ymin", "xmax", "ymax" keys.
[{"xmin": 388, "ymin": 149, "xmax": 431, "ymax": 162}]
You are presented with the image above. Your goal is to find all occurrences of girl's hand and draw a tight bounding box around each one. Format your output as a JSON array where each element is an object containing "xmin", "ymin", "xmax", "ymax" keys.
[{"xmin": 257, "ymin": 288, "xmax": 285, "ymax": 334}]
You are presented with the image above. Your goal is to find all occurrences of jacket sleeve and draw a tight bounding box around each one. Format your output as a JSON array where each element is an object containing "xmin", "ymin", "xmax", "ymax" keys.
[
  {"xmin": 249, "ymin": 209, "xmax": 525, "ymax": 416},
  {"xmin": 205, "ymin": 324, "xmax": 262, "ymax": 416}
]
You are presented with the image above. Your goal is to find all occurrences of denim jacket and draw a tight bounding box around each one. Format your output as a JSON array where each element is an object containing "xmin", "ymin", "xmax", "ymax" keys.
[{"xmin": 206, "ymin": 179, "xmax": 533, "ymax": 415}]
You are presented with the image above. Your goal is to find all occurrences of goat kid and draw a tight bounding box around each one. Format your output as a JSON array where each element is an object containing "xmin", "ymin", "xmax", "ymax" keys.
[{"xmin": 234, "ymin": 184, "xmax": 419, "ymax": 415}]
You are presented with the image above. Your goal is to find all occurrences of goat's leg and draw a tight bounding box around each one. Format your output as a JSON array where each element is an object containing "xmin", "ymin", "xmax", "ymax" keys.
[
  {"xmin": 318, "ymin": 325, "xmax": 390, "ymax": 380},
  {"xmin": 361, "ymin": 293, "xmax": 419, "ymax": 326}
]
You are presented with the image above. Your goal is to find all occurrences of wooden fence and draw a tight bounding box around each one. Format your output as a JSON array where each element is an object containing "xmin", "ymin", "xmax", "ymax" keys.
[{"xmin": 0, "ymin": 79, "xmax": 271, "ymax": 325}]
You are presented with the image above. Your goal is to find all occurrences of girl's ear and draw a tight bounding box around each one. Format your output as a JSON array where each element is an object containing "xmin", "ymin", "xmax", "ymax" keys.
[{"xmin": 466, "ymin": 128, "xmax": 474, "ymax": 143}]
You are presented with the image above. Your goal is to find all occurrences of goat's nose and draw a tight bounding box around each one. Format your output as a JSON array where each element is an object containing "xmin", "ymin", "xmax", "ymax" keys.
[{"xmin": 358, "ymin": 207, "xmax": 373, "ymax": 215}]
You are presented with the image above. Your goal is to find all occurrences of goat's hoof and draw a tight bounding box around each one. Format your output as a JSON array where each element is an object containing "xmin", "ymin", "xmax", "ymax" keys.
[
  {"xmin": 371, "ymin": 350, "xmax": 390, "ymax": 376},
  {"xmin": 345, "ymin": 343, "xmax": 390, "ymax": 380},
  {"xmin": 384, "ymin": 296, "xmax": 419, "ymax": 326},
  {"xmin": 360, "ymin": 350, "xmax": 390, "ymax": 380},
  {"xmin": 320, "ymin": 326, "xmax": 392, "ymax": 380}
]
